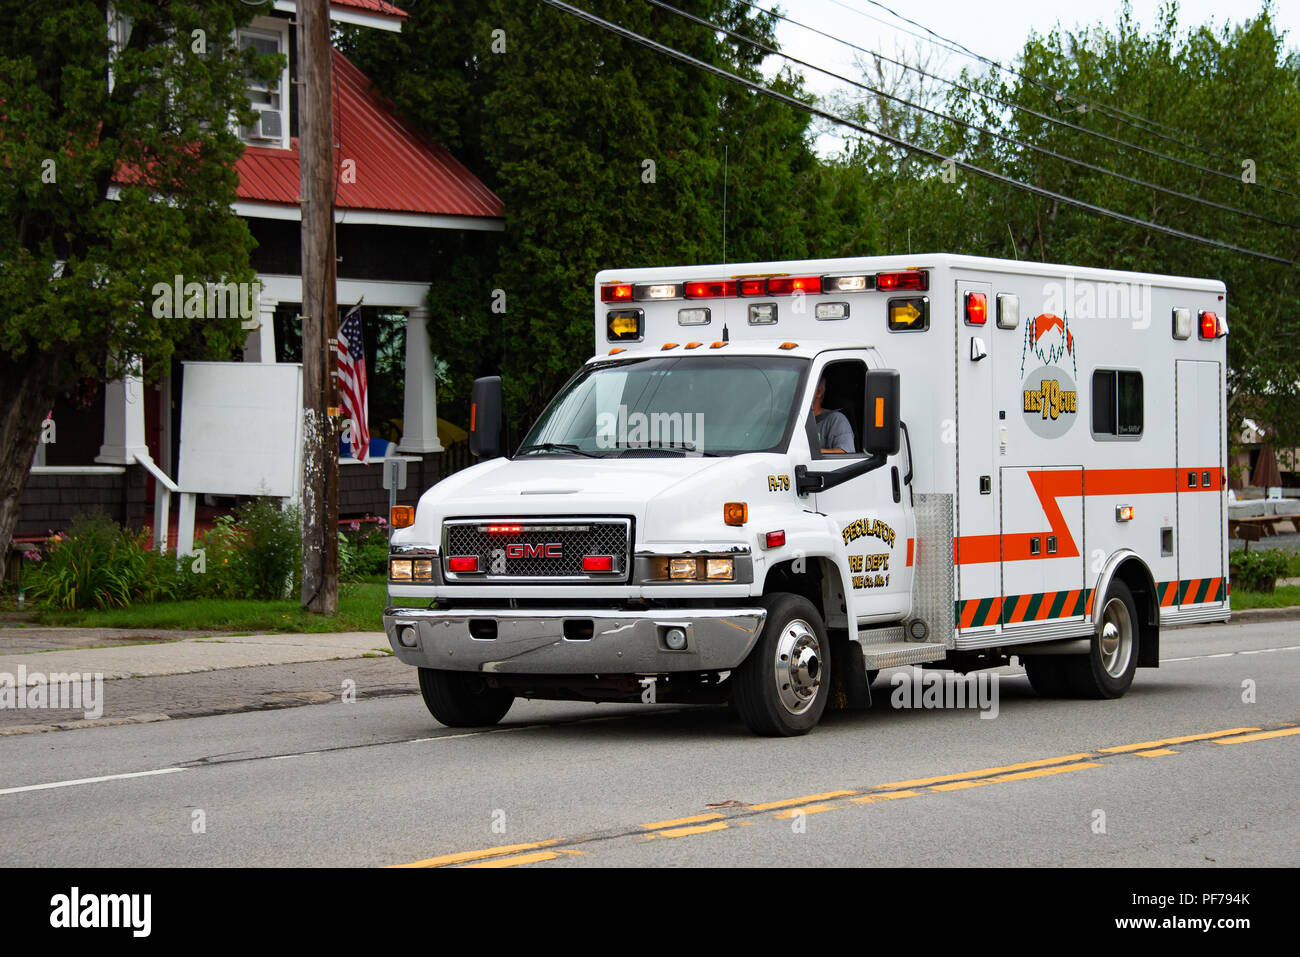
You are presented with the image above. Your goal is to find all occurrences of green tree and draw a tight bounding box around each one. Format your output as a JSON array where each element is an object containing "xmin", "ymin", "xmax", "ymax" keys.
[
  {"xmin": 343, "ymin": 0, "xmax": 867, "ymax": 437},
  {"xmin": 0, "ymin": 0, "xmax": 280, "ymax": 581}
]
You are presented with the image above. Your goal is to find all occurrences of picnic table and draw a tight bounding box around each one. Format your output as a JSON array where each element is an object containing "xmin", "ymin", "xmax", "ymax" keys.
[{"xmin": 1229, "ymin": 515, "xmax": 1298, "ymax": 542}]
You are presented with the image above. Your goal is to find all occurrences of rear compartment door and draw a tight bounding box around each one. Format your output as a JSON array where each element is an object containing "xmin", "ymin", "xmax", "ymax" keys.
[{"xmin": 1175, "ymin": 359, "xmax": 1225, "ymax": 607}]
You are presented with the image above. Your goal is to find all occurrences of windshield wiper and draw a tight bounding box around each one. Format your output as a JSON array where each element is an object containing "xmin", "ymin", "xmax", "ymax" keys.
[
  {"xmin": 616, "ymin": 441, "xmax": 720, "ymax": 457},
  {"xmin": 515, "ymin": 442, "xmax": 604, "ymax": 458}
]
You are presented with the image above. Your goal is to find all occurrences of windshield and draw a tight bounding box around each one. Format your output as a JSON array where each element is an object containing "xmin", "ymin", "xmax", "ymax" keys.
[{"xmin": 518, "ymin": 355, "xmax": 809, "ymax": 457}]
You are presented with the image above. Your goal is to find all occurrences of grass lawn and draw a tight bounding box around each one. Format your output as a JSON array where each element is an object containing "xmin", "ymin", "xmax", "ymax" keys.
[
  {"xmin": 34, "ymin": 580, "xmax": 391, "ymax": 633},
  {"xmin": 1230, "ymin": 584, "xmax": 1300, "ymax": 610}
]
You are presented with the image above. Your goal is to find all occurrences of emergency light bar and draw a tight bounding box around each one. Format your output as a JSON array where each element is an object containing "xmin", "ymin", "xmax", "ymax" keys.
[{"xmin": 604, "ymin": 271, "xmax": 928, "ymax": 301}]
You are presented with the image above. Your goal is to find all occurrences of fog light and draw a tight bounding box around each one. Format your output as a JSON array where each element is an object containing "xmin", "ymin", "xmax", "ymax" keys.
[
  {"xmin": 664, "ymin": 627, "xmax": 688, "ymax": 650},
  {"xmin": 398, "ymin": 625, "xmax": 418, "ymax": 648}
]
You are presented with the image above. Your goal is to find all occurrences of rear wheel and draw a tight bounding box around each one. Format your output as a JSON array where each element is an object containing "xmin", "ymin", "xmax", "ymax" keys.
[
  {"xmin": 1023, "ymin": 656, "xmax": 1071, "ymax": 698},
  {"xmin": 1066, "ymin": 580, "xmax": 1140, "ymax": 699},
  {"xmin": 732, "ymin": 594, "xmax": 831, "ymax": 736},
  {"xmin": 418, "ymin": 668, "xmax": 515, "ymax": 727}
]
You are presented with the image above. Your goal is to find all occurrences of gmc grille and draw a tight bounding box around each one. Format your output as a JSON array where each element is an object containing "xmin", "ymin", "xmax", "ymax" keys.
[{"xmin": 442, "ymin": 518, "xmax": 632, "ymax": 582}]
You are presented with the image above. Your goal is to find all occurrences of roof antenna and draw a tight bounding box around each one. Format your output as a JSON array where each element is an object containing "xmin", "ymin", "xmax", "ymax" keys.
[
  {"xmin": 1007, "ymin": 224, "xmax": 1020, "ymax": 260},
  {"xmin": 907, "ymin": 227, "xmax": 912, "ymax": 255},
  {"xmin": 721, "ymin": 145, "xmax": 729, "ymax": 264},
  {"xmin": 722, "ymin": 323, "xmax": 730, "ymax": 343}
]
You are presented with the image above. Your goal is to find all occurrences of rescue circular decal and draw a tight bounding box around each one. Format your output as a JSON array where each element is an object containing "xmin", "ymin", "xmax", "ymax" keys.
[{"xmin": 1021, "ymin": 313, "xmax": 1079, "ymax": 439}]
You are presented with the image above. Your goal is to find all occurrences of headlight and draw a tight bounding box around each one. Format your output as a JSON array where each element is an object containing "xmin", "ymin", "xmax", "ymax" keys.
[
  {"xmin": 390, "ymin": 559, "xmax": 413, "ymax": 582},
  {"xmin": 649, "ymin": 556, "xmax": 735, "ymax": 582},
  {"xmin": 705, "ymin": 558, "xmax": 734, "ymax": 580}
]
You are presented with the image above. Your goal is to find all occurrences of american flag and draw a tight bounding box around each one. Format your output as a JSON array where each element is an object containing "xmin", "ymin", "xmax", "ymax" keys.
[{"xmin": 338, "ymin": 304, "xmax": 370, "ymax": 463}]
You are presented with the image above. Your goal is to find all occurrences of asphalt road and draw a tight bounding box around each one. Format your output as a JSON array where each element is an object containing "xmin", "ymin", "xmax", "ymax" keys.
[{"xmin": 0, "ymin": 619, "xmax": 1295, "ymax": 868}]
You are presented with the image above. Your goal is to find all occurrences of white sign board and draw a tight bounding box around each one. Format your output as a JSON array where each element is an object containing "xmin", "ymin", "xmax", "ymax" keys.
[{"xmin": 177, "ymin": 362, "xmax": 303, "ymax": 498}]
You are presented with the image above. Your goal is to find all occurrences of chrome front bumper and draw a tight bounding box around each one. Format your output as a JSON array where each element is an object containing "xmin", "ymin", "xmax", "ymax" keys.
[{"xmin": 383, "ymin": 606, "xmax": 767, "ymax": 674}]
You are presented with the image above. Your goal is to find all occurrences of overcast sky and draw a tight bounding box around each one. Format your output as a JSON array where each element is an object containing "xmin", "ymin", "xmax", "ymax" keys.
[{"xmin": 768, "ymin": 0, "xmax": 1296, "ymax": 153}]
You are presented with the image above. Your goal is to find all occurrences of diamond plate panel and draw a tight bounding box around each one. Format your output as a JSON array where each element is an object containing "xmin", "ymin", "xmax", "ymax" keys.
[
  {"xmin": 907, "ymin": 493, "xmax": 955, "ymax": 648},
  {"xmin": 861, "ymin": 641, "xmax": 948, "ymax": 669}
]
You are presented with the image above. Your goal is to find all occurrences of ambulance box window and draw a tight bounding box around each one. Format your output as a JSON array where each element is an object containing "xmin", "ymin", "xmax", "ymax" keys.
[{"xmin": 1092, "ymin": 370, "xmax": 1143, "ymax": 438}]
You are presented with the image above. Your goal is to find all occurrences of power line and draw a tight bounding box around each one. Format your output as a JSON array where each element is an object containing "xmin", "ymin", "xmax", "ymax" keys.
[
  {"xmin": 536, "ymin": 0, "xmax": 1292, "ymax": 265},
  {"xmin": 737, "ymin": 0, "xmax": 1300, "ymax": 204},
  {"xmin": 845, "ymin": 0, "xmax": 1271, "ymax": 169},
  {"xmin": 647, "ymin": 0, "xmax": 1299, "ymax": 232}
]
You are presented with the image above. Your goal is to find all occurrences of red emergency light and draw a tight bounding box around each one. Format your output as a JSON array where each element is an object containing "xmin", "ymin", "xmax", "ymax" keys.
[
  {"xmin": 447, "ymin": 556, "xmax": 480, "ymax": 572},
  {"xmin": 601, "ymin": 283, "xmax": 633, "ymax": 303},
  {"xmin": 685, "ymin": 280, "xmax": 738, "ymax": 299},
  {"xmin": 965, "ymin": 291, "xmax": 988, "ymax": 325},
  {"xmin": 582, "ymin": 555, "xmax": 614, "ymax": 572},
  {"xmin": 767, "ymin": 276, "xmax": 820, "ymax": 295},
  {"xmin": 1198, "ymin": 310, "xmax": 1222, "ymax": 339},
  {"xmin": 876, "ymin": 271, "xmax": 928, "ymax": 291}
]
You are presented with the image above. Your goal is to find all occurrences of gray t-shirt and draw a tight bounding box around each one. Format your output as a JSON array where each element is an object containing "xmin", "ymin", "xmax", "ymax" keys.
[{"xmin": 816, "ymin": 408, "xmax": 855, "ymax": 452}]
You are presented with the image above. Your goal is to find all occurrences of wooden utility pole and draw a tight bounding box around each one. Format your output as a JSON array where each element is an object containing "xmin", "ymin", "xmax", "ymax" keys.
[{"xmin": 297, "ymin": 0, "xmax": 338, "ymax": 613}]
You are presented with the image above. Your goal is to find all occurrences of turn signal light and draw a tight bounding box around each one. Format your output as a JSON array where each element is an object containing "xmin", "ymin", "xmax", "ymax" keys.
[
  {"xmin": 723, "ymin": 502, "xmax": 748, "ymax": 526},
  {"xmin": 391, "ymin": 505, "xmax": 414, "ymax": 528}
]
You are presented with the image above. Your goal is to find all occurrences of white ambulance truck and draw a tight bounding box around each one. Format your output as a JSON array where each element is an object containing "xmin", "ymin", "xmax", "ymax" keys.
[{"xmin": 384, "ymin": 254, "xmax": 1230, "ymax": 736}]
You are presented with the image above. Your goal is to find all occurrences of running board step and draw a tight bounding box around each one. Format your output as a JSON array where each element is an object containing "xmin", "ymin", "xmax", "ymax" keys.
[{"xmin": 861, "ymin": 641, "xmax": 948, "ymax": 670}]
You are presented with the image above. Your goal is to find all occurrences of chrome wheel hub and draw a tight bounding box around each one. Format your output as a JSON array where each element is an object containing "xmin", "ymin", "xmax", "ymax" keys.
[
  {"xmin": 774, "ymin": 619, "xmax": 822, "ymax": 715},
  {"xmin": 1099, "ymin": 597, "xmax": 1134, "ymax": 678}
]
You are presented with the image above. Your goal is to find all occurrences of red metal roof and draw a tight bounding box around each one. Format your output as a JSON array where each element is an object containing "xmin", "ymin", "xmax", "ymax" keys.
[
  {"xmin": 332, "ymin": 0, "xmax": 408, "ymax": 18},
  {"xmin": 235, "ymin": 50, "xmax": 502, "ymax": 221}
]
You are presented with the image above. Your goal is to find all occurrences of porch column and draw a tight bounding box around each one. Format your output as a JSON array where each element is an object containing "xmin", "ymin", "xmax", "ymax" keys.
[
  {"xmin": 398, "ymin": 306, "xmax": 443, "ymax": 453},
  {"xmin": 242, "ymin": 293, "xmax": 278, "ymax": 363},
  {"xmin": 95, "ymin": 366, "xmax": 149, "ymax": 465}
]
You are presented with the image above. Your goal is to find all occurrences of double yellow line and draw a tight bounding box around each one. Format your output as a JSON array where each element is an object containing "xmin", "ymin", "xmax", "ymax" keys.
[{"xmin": 392, "ymin": 723, "xmax": 1298, "ymax": 868}]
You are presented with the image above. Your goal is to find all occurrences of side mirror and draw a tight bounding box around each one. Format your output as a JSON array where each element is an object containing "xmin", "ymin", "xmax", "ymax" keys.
[
  {"xmin": 862, "ymin": 369, "xmax": 900, "ymax": 456},
  {"xmin": 469, "ymin": 376, "xmax": 503, "ymax": 459}
]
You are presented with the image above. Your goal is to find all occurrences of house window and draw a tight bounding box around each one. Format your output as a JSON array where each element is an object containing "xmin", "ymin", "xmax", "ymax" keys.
[{"xmin": 238, "ymin": 22, "xmax": 289, "ymax": 148}]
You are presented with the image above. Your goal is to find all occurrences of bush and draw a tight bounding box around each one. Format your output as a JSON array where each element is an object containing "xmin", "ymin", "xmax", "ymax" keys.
[
  {"xmin": 234, "ymin": 498, "xmax": 302, "ymax": 599},
  {"xmin": 339, "ymin": 519, "xmax": 389, "ymax": 581},
  {"xmin": 25, "ymin": 513, "xmax": 177, "ymax": 610},
  {"xmin": 1229, "ymin": 548, "xmax": 1291, "ymax": 593},
  {"xmin": 175, "ymin": 500, "xmax": 301, "ymax": 600}
]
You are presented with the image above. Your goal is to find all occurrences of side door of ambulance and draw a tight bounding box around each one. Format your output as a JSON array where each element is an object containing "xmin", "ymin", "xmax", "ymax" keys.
[{"xmin": 806, "ymin": 352, "xmax": 914, "ymax": 624}]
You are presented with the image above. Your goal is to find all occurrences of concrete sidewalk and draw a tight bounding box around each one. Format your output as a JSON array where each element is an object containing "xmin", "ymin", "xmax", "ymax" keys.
[
  {"xmin": 0, "ymin": 628, "xmax": 405, "ymax": 736},
  {"xmin": 0, "ymin": 629, "xmax": 392, "ymax": 681}
]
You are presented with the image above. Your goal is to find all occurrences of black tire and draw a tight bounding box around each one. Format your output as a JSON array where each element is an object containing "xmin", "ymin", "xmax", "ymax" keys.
[
  {"xmin": 1064, "ymin": 580, "xmax": 1140, "ymax": 699},
  {"xmin": 417, "ymin": 668, "xmax": 515, "ymax": 727},
  {"xmin": 732, "ymin": 593, "xmax": 831, "ymax": 736},
  {"xmin": 1023, "ymin": 656, "xmax": 1071, "ymax": 698}
]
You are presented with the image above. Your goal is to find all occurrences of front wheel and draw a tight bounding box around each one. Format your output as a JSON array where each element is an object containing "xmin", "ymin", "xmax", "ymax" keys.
[
  {"xmin": 418, "ymin": 668, "xmax": 515, "ymax": 727},
  {"xmin": 732, "ymin": 594, "xmax": 831, "ymax": 736}
]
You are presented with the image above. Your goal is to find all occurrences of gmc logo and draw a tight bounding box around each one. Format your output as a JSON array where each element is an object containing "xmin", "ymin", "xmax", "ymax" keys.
[{"xmin": 505, "ymin": 542, "xmax": 562, "ymax": 559}]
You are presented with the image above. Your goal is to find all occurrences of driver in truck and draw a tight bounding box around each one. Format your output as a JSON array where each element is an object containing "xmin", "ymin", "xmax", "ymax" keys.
[{"xmin": 813, "ymin": 374, "xmax": 855, "ymax": 454}]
